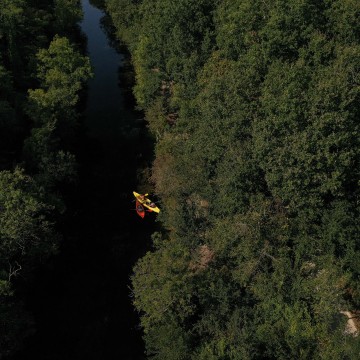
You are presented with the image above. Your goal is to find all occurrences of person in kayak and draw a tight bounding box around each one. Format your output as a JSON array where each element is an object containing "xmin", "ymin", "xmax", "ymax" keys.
[{"xmin": 139, "ymin": 193, "xmax": 148, "ymax": 201}]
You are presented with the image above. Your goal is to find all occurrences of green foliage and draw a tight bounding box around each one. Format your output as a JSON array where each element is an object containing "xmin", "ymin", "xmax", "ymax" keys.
[
  {"xmin": 132, "ymin": 239, "xmax": 192, "ymax": 330},
  {"xmin": 254, "ymin": 44, "xmax": 360, "ymax": 213},
  {"xmin": 0, "ymin": 0, "xmax": 25, "ymax": 68},
  {"xmin": 28, "ymin": 35, "xmax": 92, "ymax": 126},
  {"xmin": 326, "ymin": 0, "xmax": 360, "ymax": 43},
  {"xmin": 0, "ymin": 168, "xmax": 58, "ymax": 260},
  {"xmin": 144, "ymin": 322, "xmax": 191, "ymax": 360},
  {"xmin": 107, "ymin": 0, "xmax": 360, "ymax": 357},
  {"xmin": 0, "ymin": 62, "xmax": 17, "ymax": 168},
  {"xmin": 0, "ymin": 0, "xmax": 88, "ymax": 356},
  {"xmin": 0, "ymin": 167, "xmax": 59, "ymax": 355},
  {"xmin": 108, "ymin": 0, "xmax": 217, "ymax": 109},
  {"xmin": 53, "ymin": 0, "xmax": 83, "ymax": 33},
  {"xmin": 25, "ymin": 35, "xmax": 91, "ymax": 188},
  {"xmin": 106, "ymin": 0, "xmax": 141, "ymax": 45}
]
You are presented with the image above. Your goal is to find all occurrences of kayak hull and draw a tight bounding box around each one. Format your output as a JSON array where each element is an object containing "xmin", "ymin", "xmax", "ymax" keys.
[
  {"xmin": 133, "ymin": 191, "xmax": 160, "ymax": 213},
  {"xmin": 135, "ymin": 200, "xmax": 145, "ymax": 218}
]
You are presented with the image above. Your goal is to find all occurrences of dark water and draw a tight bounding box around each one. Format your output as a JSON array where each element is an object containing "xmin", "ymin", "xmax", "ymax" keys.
[
  {"xmin": 12, "ymin": 1, "xmax": 152, "ymax": 359},
  {"xmin": 82, "ymin": 0, "xmax": 126, "ymax": 137}
]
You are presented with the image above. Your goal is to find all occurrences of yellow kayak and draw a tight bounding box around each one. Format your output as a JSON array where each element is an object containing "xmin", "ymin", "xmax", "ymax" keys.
[{"xmin": 133, "ymin": 191, "xmax": 160, "ymax": 213}]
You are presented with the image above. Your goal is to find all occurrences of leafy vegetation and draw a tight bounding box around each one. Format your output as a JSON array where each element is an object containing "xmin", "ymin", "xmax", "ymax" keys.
[
  {"xmin": 0, "ymin": 0, "xmax": 91, "ymax": 356},
  {"xmin": 106, "ymin": 0, "xmax": 360, "ymax": 358}
]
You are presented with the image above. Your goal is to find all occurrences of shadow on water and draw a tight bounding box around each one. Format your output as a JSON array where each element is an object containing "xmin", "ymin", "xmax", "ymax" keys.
[{"xmin": 12, "ymin": 1, "xmax": 154, "ymax": 359}]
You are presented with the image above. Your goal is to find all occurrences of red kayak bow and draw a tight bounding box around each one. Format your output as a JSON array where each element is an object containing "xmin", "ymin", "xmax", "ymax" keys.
[{"xmin": 135, "ymin": 200, "xmax": 145, "ymax": 218}]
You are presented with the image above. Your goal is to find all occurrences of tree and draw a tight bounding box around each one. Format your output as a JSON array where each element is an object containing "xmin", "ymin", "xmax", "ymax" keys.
[
  {"xmin": 53, "ymin": 0, "xmax": 83, "ymax": 34},
  {"xmin": 0, "ymin": 168, "xmax": 60, "ymax": 357},
  {"xmin": 28, "ymin": 35, "xmax": 92, "ymax": 126},
  {"xmin": 25, "ymin": 35, "xmax": 91, "ymax": 185},
  {"xmin": 107, "ymin": 0, "xmax": 360, "ymax": 357},
  {"xmin": 0, "ymin": 0, "xmax": 25, "ymax": 70}
]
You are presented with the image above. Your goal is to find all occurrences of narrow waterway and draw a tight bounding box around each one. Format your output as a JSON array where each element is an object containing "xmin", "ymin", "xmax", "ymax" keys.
[
  {"xmin": 12, "ymin": 1, "xmax": 153, "ymax": 359},
  {"xmin": 82, "ymin": 0, "xmax": 126, "ymax": 138}
]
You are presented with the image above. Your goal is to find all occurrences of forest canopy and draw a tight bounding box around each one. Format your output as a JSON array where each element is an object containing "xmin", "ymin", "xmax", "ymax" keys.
[
  {"xmin": 106, "ymin": 0, "xmax": 360, "ymax": 358},
  {"xmin": 0, "ymin": 0, "xmax": 91, "ymax": 356}
]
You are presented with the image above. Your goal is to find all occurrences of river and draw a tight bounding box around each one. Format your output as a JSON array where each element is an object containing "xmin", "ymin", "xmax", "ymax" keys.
[
  {"xmin": 82, "ymin": 0, "xmax": 126, "ymax": 138},
  {"xmin": 12, "ymin": 1, "xmax": 152, "ymax": 359}
]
